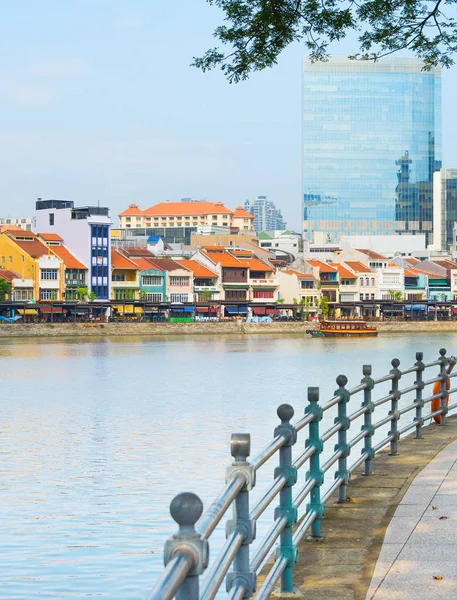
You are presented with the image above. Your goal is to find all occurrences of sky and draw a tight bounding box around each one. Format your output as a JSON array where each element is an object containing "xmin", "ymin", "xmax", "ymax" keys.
[{"xmin": 1, "ymin": 1, "xmax": 457, "ymax": 231}]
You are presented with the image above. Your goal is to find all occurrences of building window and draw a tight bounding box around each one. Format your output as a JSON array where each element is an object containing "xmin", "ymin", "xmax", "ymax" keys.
[
  {"xmin": 40, "ymin": 289, "xmax": 58, "ymax": 300},
  {"xmin": 225, "ymin": 290, "xmax": 247, "ymax": 300},
  {"xmin": 142, "ymin": 275, "xmax": 162, "ymax": 286},
  {"xmin": 301, "ymin": 280, "xmax": 315, "ymax": 289},
  {"xmin": 253, "ymin": 290, "xmax": 274, "ymax": 298},
  {"xmin": 112, "ymin": 273, "xmax": 126, "ymax": 282},
  {"xmin": 126, "ymin": 217, "xmax": 131, "ymax": 222},
  {"xmin": 360, "ymin": 278, "xmax": 364, "ymax": 286},
  {"xmin": 40, "ymin": 269, "xmax": 58, "ymax": 280},
  {"xmin": 14, "ymin": 289, "xmax": 33, "ymax": 301},
  {"xmin": 114, "ymin": 289, "xmax": 136, "ymax": 300},
  {"xmin": 146, "ymin": 292, "xmax": 162, "ymax": 302},
  {"xmin": 170, "ymin": 293, "xmax": 189, "ymax": 303},
  {"xmin": 170, "ymin": 276, "xmax": 190, "ymax": 286},
  {"xmin": 9, "ymin": 256, "xmax": 12, "ymax": 263},
  {"xmin": 49, "ymin": 213, "xmax": 54, "ymax": 226},
  {"xmin": 371, "ymin": 278, "xmax": 375, "ymax": 286}
]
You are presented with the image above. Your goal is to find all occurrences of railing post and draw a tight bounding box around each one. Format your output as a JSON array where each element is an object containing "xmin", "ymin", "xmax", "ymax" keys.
[
  {"xmin": 305, "ymin": 387, "xmax": 324, "ymax": 540},
  {"xmin": 164, "ymin": 492, "xmax": 209, "ymax": 600},
  {"xmin": 414, "ymin": 352, "xmax": 425, "ymax": 439},
  {"xmin": 334, "ymin": 375, "xmax": 351, "ymax": 502},
  {"xmin": 225, "ymin": 433, "xmax": 256, "ymax": 598},
  {"xmin": 361, "ymin": 365, "xmax": 375, "ymax": 475},
  {"xmin": 274, "ymin": 404, "xmax": 298, "ymax": 593},
  {"xmin": 439, "ymin": 348, "xmax": 449, "ymax": 426},
  {"xmin": 389, "ymin": 358, "xmax": 402, "ymax": 456}
]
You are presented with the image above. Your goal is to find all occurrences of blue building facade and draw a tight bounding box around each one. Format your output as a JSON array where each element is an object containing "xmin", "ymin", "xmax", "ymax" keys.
[{"xmin": 302, "ymin": 57, "xmax": 441, "ymax": 244}]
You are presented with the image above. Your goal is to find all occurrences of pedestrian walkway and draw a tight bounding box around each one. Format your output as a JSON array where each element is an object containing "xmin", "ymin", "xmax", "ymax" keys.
[{"xmin": 366, "ymin": 439, "xmax": 457, "ymax": 599}]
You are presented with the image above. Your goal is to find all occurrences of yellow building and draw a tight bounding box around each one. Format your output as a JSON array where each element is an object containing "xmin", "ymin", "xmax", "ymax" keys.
[
  {"xmin": 0, "ymin": 230, "xmax": 65, "ymax": 301},
  {"xmin": 118, "ymin": 201, "xmax": 235, "ymax": 230}
]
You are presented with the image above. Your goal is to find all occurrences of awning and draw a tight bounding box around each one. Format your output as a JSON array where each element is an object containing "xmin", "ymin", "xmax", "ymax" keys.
[
  {"xmin": 252, "ymin": 307, "xmax": 266, "ymax": 316},
  {"xmin": 266, "ymin": 307, "xmax": 280, "ymax": 315},
  {"xmin": 196, "ymin": 306, "xmax": 218, "ymax": 313},
  {"xmin": 113, "ymin": 305, "xmax": 144, "ymax": 315},
  {"xmin": 16, "ymin": 308, "xmax": 38, "ymax": 316},
  {"xmin": 225, "ymin": 305, "xmax": 248, "ymax": 315},
  {"xmin": 39, "ymin": 307, "xmax": 65, "ymax": 314},
  {"xmin": 452, "ymin": 307, "xmax": 457, "ymax": 315},
  {"xmin": 405, "ymin": 305, "xmax": 426, "ymax": 311},
  {"xmin": 170, "ymin": 306, "xmax": 195, "ymax": 312}
]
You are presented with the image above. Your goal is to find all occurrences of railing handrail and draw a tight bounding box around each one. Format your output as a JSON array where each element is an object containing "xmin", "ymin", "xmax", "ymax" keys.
[{"xmin": 146, "ymin": 347, "xmax": 456, "ymax": 599}]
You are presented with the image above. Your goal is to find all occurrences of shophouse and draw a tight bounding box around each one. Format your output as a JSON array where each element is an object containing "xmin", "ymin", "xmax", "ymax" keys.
[
  {"xmin": 276, "ymin": 269, "xmax": 319, "ymax": 315},
  {"xmin": 111, "ymin": 249, "xmax": 140, "ymax": 301},
  {"xmin": 130, "ymin": 257, "xmax": 167, "ymax": 302},
  {"xmin": 306, "ymin": 260, "xmax": 339, "ymax": 315},
  {"xmin": 176, "ymin": 260, "xmax": 220, "ymax": 301},
  {"xmin": 147, "ymin": 258, "xmax": 193, "ymax": 303},
  {"xmin": 37, "ymin": 233, "xmax": 88, "ymax": 300},
  {"xmin": 0, "ymin": 230, "xmax": 64, "ymax": 301}
]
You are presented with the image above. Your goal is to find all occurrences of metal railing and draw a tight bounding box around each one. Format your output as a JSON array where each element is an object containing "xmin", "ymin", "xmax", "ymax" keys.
[{"xmin": 147, "ymin": 348, "xmax": 457, "ymax": 599}]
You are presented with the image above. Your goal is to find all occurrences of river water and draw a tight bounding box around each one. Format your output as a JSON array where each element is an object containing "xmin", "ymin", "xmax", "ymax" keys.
[{"xmin": 1, "ymin": 332, "xmax": 456, "ymax": 599}]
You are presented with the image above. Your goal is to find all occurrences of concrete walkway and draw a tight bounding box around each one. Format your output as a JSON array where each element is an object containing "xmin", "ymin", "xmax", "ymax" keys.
[{"xmin": 366, "ymin": 439, "xmax": 457, "ymax": 599}]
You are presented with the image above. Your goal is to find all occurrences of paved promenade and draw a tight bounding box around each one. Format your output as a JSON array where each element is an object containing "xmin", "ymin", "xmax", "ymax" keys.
[{"xmin": 366, "ymin": 439, "xmax": 457, "ymax": 599}]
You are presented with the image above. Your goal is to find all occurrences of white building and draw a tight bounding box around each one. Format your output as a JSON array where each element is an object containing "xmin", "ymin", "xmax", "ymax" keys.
[
  {"xmin": 258, "ymin": 230, "xmax": 303, "ymax": 260},
  {"xmin": 0, "ymin": 216, "xmax": 33, "ymax": 231},
  {"xmin": 244, "ymin": 196, "xmax": 286, "ymax": 233},
  {"xmin": 33, "ymin": 199, "xmax": 112, "ymax": 299}
]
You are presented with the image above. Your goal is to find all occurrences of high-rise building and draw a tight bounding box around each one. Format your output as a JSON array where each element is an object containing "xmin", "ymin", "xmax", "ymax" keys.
[
  {"xmin": 302, "ymin": 57, "xmax": 442, "ymax": 244},
  {"xmin": 244, "ymin": 196, "xmax": 286, "ymax": 233},
  {"xmin": 433, "ymin": 169, "xmax": 457, "ymax": 251},
  {"xmin": 34, "ymin": 199, "xmax": 112, "ymax": 299}
]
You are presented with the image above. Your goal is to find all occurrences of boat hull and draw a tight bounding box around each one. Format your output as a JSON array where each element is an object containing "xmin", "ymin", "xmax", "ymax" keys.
[{"xmin": 319, "ymin": 330, "xmax": 378, "ymax": 337}]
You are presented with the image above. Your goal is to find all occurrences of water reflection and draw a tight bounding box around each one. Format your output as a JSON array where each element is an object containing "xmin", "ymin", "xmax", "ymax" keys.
[{"xmin": 0, "ymin": 332, "xmax": 455, "ymax": 599}]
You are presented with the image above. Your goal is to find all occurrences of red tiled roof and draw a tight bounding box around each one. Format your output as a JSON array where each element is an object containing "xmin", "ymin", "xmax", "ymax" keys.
[
  {"xmin": 9, "ymin": 236, "xmax": 49, "ymax": 258},
  {"xmin": 147, "ymin": 257, "xmax": 191, "ymax": 272},
  {"xmin": 120, "ymin": 247, "xmax": 155, "ymax": 258},
  {"xmin": 111, "ymin": 248, "xmax": 138, "ymax": 270},
  {"xmin": 404, "ymin": 268, "xmax": 424, "ymax": 277},
  {"xmin": 404, "ymin": 257, "xmax": 421, "ymax": 266},
  {"xmin": 131, "ymin": 257, "xmax": 163, "ymax": 272},
  {"xmin": 0, "ymin": 225, "xmax": 24, "ymax": 233},
  {"xmin": 344, "ymin": 261, "xmax": 373, "ymax": 273},
  {"xmin": 51, "ymin": 245, "xmax": 87, "ymax": 270},
  {"xmin": 39, "ymin": 233, "xmax": 63, "ymax": 242},
  {"xmin": 142, "ymin": 201, "xmax": 233, "ymax": 217},
  {"xmin": 176, "ymin": 260, "xmax": 217, "ymax": 278},
  {"xmin": 355, "ymin": 249, "xmax": 387, "ymax": 260},
  {"xmin": 0, "ymin": 269, "xmax": 20, "ymax": 282}
]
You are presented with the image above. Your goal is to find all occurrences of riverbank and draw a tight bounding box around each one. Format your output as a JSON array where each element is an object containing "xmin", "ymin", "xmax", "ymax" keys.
[{"xmin": 0, "ymin": 320, "xmax": 456, "ymax": 337}]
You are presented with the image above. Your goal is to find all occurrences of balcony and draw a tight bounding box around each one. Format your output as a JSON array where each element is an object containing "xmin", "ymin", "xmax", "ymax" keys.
[
  {"xmin": 249, "ymin": 278, "xmax": 277, "ymax": 286},
  {"xmin": 194, "ymin": 285, "xmax": 219, "ymax": 293}
]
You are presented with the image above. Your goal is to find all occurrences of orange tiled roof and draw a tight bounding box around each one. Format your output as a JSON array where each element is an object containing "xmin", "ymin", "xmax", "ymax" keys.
[
  {"xmin": 51, "ymin": 245, "xmax": 87, "ymax": 270},
  {"xmin": 333, "ymin": 264, "xmax": 357, "ymax": 279},
  {"xmin": 282, "ymin": 269, "xmax": 315, "ymax": 278},
  {"xmin": 0, "ymin": 224, "xmax": 24, "ymax": 233},
  {"xmin": 176, "ymin": 259, "xmax": 217, "ymax": 278},
  {"xmin": 404, "ymin": 257, "xmax": 421, "ymax": 265},
  {"xmin": 142, "ymin": 201, "xmax": 233, "ymax": 217},
  {"xmin": 202, "ymin": 247, "xmax": 248, "ymax": 268},
  {"xmin": 233, "ymin": 206, "xmax": 254, "ymax": 219},
  {"xmin": 39, "ymin": 233, "xmax": 63, "ymax": 242},
  {"xmin": 111, "ymin": 248, "xmax": 138, "ymax": 270},
  {"xmin": 131, "ymin": 257, "xmax": 163, "ymax": 272},
  {"xmin": 118, "ymin": 203, "xmax": 144, "ymax": 217},
  {"xmin": 306, "ymin": 260, "xmax": 337, "ymax": 273},
  {"xmin": 404, "ymin": 268, "xmax": 424, "ymax": 277},
  {"xmin": 147, "ymin": 258, "xmax": 191, "ymax": 272},
  {"xmin": 246, "ymin": 257, "xmax": 272, "ymax": 271},
  {"xmin": 344, "ymin": 261, "xmax": 373, "ymax": 273}
]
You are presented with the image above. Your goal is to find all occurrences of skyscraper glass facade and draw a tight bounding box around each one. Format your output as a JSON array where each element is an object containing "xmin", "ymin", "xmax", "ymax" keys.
[{"xmin": 302, "ymin": 58, "xmax": 441, "ymax": 244}]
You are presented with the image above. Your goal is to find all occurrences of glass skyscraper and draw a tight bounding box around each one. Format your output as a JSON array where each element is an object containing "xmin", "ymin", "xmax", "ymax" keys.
[{"xmin": 302, "ymin": 57, "xmax": 442, "ymax": 244}]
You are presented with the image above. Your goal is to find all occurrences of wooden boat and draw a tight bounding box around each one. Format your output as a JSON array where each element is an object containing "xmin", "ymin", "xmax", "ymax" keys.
[{"xmin": 307, "ymin": 320, "xmax": 378, "ymax": 338}]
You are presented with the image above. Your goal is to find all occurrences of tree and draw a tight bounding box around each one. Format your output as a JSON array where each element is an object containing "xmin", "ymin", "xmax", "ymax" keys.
[
  {"xmin": 201, "ymin": 289, "xmax": 213, "ymax": 301},
  {"xmin": 88, "ymin": 292, "xmax": 97, "ymax": 302},
  {"xmin": 194, "ymin": 0, "xmax": 457, "ymax": 83},
  {"xmin": 319, "ymin": 296, "xmax": 329, "ymax": 319},
  {"xmin": 76, "ymin": 287, "xmax": 88, "ymax": 301},
  {"xmin": 388, "ymin": 289, "xmax": 403, "ymax": 301},
  {"xmin": 0, "ymin": 279, "xmax": 11, "ymax": 301},
  {"xmin": 140, "ymin": 290, "xmax": 147, "ymax": 301}
]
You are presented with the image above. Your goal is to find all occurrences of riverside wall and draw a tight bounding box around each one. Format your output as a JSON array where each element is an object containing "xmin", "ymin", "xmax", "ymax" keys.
[{"xmin": 0, "ymin": 320, "xmax": 456, "ymax": 338}]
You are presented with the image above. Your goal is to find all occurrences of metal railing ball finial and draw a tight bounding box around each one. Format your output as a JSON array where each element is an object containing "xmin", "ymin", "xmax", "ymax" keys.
[
  {"xmin": 277, "ymin": 404, "xmax": 294, "ymax": 423},
  {"xmin": 440, "ymin": 348, "xmax": 447, "ymax": 357},
  {"xmin": 415, "ymin": 351, "xmax": 423, "ymax": 361},
  {"xmin": 170, "ymin": 492, "xmax": 204, "ymax": 537},
  {"xmin": 336, "ymin": 374, "xmax": 348, "ymax": 388},
  {"xmin": 363, "ymin": 364, "xmax": 372, "ymax": 377},
  {"xmin": 231, "ymin": 433, "xmax": 251, "ymax": 463},
  {"xmin": 391, "ymin": 358, "xmax": 400, "ymax": 369}
]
